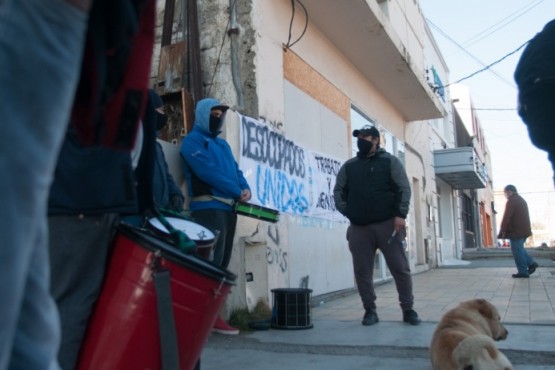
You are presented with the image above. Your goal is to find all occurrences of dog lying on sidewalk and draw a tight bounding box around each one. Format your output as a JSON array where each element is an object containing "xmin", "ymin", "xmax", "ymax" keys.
[{"xmin": 430, "ymin": 299, "xmax": 513, "ymax": 370}]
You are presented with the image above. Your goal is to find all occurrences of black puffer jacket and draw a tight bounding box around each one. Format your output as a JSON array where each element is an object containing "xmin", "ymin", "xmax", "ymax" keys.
[{"xmin": 333, "ymin": 148, "xmax": 411, "ymax": 225}]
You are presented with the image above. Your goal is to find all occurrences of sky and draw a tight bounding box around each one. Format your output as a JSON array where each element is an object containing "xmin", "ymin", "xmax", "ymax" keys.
[{"xmin": 419, "ymin": 0, "xmax": 555, "ymax": 237}]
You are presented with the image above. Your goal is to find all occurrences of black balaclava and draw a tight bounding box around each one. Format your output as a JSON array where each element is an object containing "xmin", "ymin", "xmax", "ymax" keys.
[
  {"xmin": 209, "ymin": 114, "xmax": 224, "ymax": 135},
  {"xmin": 148, "ymin": 89, "xmax": 167, "ymax": 130}
]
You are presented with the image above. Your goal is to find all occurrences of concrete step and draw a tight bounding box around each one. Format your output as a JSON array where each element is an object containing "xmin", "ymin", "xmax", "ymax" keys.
[{"xmin": 462, "ymin": 247, "xmax": 555, "ymax": 260}]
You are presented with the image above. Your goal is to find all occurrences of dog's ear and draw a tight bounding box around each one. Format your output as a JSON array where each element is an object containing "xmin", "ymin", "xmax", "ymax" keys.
[{"xmin": 476, "ymin": 299, "xmax": 493, "ymax": 318}]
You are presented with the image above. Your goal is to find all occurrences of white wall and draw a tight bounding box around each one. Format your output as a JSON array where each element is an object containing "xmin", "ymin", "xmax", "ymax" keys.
[
  {"xmin": 249, "ymin": 0, "xmax": 423, "ymax": 296},
  {"xmin": 284, "ymin": 82, "xmax": 353, "ymax": 294},
  {"xmin": 383, "ymin": 0, "xmax": 427, "ymax": 75}
]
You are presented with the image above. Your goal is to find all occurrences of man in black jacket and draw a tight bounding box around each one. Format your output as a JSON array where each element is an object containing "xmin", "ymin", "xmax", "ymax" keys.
[{"xmin": 333, "ymin": 125, "xmax": 420, "ymax": 326}]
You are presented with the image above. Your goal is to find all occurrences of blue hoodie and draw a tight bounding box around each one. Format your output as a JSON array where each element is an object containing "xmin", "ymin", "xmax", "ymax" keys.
[{"xmin": 180, "ymin": 98, "xmax": 250, "ymax": 211}]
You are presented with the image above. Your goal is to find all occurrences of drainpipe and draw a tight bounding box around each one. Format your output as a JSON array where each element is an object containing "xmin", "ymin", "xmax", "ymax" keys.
[
  {"xmin": 228, "ymin": 0, "xmax": 245, "ymax": 111},
  {"xmin": 473, "ymin": 189, "xmax": 483, "ymax": 250}
]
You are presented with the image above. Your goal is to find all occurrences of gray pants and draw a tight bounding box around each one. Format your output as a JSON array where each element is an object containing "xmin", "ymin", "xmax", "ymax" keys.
[
  {"xmin": 347, "ymin": 218, "xmax": 414, "ymax": 312},
  {"xmin": 49, "ymin": 214, "xmax": 119, "ymax": 370}
]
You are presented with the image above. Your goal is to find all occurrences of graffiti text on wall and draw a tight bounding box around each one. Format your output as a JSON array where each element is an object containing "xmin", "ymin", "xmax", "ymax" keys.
[
  {"xmin": 256, "ymin": 164, "xmax": 309, "ymax": 214},
  {"xmin": 239, "ymin": 114, "xmax": 347, "ymax": 222},
  {"xmin": 266, "ymin": 224, "xmax": 287, "ymax": 273},
  {"xmin": 242, "ymin": 116, "xmax": 306, "ymax": 178},
  {"xmin": 313, "ymin": 155, "xmax": 341, "ymax": 212}
]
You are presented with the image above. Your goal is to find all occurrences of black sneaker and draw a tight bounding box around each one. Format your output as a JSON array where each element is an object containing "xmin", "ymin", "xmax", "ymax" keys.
[
  {"xmin": 362, "ymin": 310, "xmax": 379, "ymax": 326},
  {"xmin": 403, "ymin": 309, "xmax": 421, "ymax": 326},
  {"xmin": 528, "ymin": 262, "xmax": 539, "ymax": 275},
  {"xmin": 512, "ymin": 273, "xmax": 529, "ymax": 278}
]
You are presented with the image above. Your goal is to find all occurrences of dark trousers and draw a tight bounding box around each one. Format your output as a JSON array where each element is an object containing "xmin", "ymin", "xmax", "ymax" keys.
[
  {"xmin": 192, "ymin": 209, "xmax": 237, "ymax": 269},
  {"xmin": 192, "ymin": 209, "xmax": 237, "ymax": 368},
  {"xmin": 347, "ymin": 218, "xmax": 414, "ymax": 312},
  {"xmin": 49, "ymin": 213, "xmax": 119, "ymax": 370}
]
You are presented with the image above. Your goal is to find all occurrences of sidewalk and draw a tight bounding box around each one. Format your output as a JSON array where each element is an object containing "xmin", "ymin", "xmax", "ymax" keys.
[
  {"xmin": 201, "ymin": 258, "xmax": 555, "ymax": 369},
  {"xmin": 315, "ymin": 261, "xmax": 555, "ymax": 325}
]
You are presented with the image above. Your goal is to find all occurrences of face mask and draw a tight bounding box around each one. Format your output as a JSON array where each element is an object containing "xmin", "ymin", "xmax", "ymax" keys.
[
  {"xmin": 357, "ymin": 138, "xmax": 374, "ymax": 156},
  {"xmin": 155, "ymin": 112, "xmax": 168, "ymax": 130},
  {"xmin": 209, "ymin": 115, "xmax": 223, "ymax": 134}
]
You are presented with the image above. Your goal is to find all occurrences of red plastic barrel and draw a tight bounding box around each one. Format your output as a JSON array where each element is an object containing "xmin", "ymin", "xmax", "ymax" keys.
[{"xmin": 76, "ymin": 224, "xmax": 236, "ymax": 370}]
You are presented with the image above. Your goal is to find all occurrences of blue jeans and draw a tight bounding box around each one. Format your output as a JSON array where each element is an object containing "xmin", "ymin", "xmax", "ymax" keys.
[
  {"xmin": 510, "ymin": 238, "xmax": 535, "ymax": 276},
  {"xmin": 0, "ymin": 1, "xmax": 87, "ymax": 369}
]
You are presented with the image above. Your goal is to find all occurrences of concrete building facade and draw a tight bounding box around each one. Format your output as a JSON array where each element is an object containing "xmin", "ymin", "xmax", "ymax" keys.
[{"xmin": 149, "ymin": 0, "xmax": 491, "ymax": 314}]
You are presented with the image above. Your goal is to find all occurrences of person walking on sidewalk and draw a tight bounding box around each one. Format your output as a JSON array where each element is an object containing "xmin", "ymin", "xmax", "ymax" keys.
[
  {"xmin": 180, "ymin": 98, "xmax": 251, "ymax": 335},
  {"xmin": 498, "ymin": 184, "xmax": 538, "ymax": 278},
  {"xmin": 333, "ymin": 125, "xmax": 420, "ymax": 326}
]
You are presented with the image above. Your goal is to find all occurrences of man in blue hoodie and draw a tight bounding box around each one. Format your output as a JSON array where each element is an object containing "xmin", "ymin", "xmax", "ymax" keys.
[{"xmin": 180, "ymin": 98, "xmax": 251, "ymax": 334}]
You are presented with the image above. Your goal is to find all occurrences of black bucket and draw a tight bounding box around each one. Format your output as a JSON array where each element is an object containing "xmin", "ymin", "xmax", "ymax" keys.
[{"xmin": 271, "ymin": 288, "xmax": 313, "ymax": 330}]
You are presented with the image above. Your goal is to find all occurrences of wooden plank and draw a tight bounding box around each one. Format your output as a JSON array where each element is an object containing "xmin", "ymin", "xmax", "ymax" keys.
[
  {"xmin": 181, "ymin": 88, "xmax": 194, "ymax": 134},
  {"xmin": 157, "ymin": 41, "xmax": 187, "ymax": 94}
]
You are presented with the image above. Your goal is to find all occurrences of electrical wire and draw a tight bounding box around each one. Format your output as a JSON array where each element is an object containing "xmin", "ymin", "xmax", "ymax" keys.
[
  {"xmin": 285, "ymin": 0, "xmax": 296, "ymax": 47},
  {"xmin": 455, "ymin": 107, "xmax": 517, "ymax": 111},
  {"xmin": 447, "ymin": 39, "xmax": 530, "ymax": 87},
  {"xmin": 455, "ymin": 107, "xmax": 517, "ymax": 112},
  {"xmin": 285, "ymin": 0, "xmax": 308, "ymax": 49},
  {"xmin": 206, "ymin": 0, "xmax": 237, "ymax": 97},
  {"xmin": 463, "ymin": 0, "xmax": 545, "ymax": 47},
  {"xmin": 518, "ymin": 190, "xmax": 555, "ymax": 195},
  {"xmin": 427, "ymin": 18, "xmax": 528, "ymax": 88}
]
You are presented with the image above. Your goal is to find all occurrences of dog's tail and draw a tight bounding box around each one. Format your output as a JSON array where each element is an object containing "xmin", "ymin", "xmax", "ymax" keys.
[{"xmin": 452, "ymin": 334, "xmax": 513, "ymax": 370}]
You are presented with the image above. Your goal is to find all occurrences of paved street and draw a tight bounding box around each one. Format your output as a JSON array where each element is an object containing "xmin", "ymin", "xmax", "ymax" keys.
[{"xmin": 201, "ymin": 256, "xmax": 555, "ymax": 369}]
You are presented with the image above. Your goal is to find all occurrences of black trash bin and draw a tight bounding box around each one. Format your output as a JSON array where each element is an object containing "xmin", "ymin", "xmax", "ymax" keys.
[{"xmin": 271, "ymin": 288, "xmax": 313, "ymax": 330}]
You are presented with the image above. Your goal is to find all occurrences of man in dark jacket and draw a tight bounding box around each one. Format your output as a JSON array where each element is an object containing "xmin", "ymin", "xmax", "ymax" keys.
[
  {"xmin": 497, "ymin": 185, "xmax": 538, "ymax": 278},
  {"xmin": 333, "ymin": 125, "xmax": 420, "ymax": 326},
  {"xmin": 123, "ymin": 89, "xmax": 185, "ymax": 227},
  {"xmin": 149, "ymin": 89, "xmax": 184, "ymax": 211},
  {"xmin": 48, "ymin": 128, "xmax": 138, "ymax": 370},
  {"xmin": 48, "ymin": 89, "xmax": 164, "ymax": 370}
]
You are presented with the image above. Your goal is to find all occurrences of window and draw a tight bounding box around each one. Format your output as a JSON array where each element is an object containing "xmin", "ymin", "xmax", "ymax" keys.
[{"xmin": 462, "ymin": 194, "xmax": 475, "ymax": 233}]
